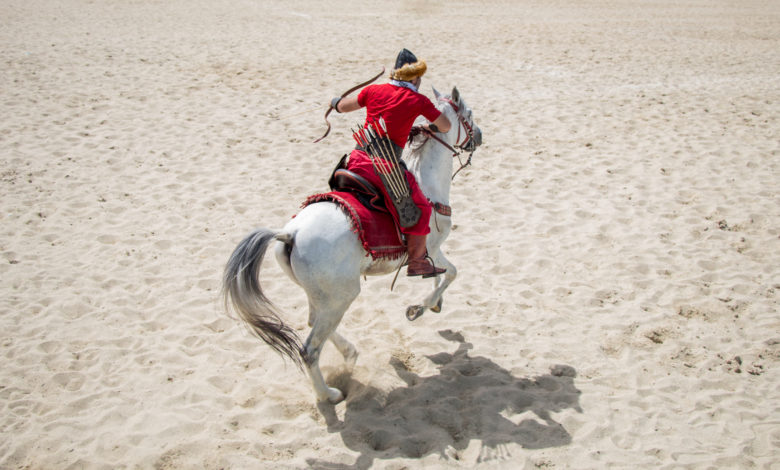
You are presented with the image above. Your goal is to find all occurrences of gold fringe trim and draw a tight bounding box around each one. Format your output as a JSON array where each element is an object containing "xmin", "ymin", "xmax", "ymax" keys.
[{"xmin": 390, "ymin": 60, "xmax": 427, "ymax": 81}]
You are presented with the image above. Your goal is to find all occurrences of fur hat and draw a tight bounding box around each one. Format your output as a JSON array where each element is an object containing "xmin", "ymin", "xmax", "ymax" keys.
[{"xmin": 390, "ymin": 48, "xmax": 427, "ymax": 81}]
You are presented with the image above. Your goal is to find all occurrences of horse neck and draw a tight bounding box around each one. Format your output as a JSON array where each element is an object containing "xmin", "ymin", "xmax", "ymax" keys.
[{"xmin": 405, "ymin": 107, "xmax": 458, "ymax": 205}]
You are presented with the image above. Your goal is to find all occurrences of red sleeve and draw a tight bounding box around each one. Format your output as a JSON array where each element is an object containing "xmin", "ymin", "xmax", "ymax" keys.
[
  {"xmin": 357, "ymin": 85, "xmax": 371, "ymax": 107},
  {"xmin": 419, "ymin": 95, "xmax": 441, "ymax": 122}
]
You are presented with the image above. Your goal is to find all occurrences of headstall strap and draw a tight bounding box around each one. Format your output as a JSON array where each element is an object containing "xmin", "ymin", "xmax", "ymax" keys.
[
  {"xmin": 444, "ymin": 98, "xmax": 474, "ymax": 149},
  {"xmin": 433, "ymin": 97, "xmax": 475, "ymax": 180}
]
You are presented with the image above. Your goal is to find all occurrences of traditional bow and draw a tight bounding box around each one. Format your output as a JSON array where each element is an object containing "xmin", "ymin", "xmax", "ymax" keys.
[{"xmin": 313, "ymin": 67, "xmax": 385, "ymax": 143}]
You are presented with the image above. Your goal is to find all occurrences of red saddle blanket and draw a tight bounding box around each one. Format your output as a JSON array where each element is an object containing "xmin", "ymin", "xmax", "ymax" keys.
[{"xmin": 302, "ymin": 191, "xmax": 406, "ymax": 260}]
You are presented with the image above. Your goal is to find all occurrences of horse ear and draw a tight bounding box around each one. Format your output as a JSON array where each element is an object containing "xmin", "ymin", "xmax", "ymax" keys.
[
  {"xmin": 451, "ymin": 87, "xmax": 460, "ymax": 103},
  {"xmin": 432, "ymin": 86, "xmax": 442, "ymax": 100}
]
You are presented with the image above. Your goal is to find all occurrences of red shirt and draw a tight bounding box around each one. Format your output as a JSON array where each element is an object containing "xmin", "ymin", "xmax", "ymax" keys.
[{"xmin": 358, "ymin": 83, "xmax": 441, "ymax": 148}]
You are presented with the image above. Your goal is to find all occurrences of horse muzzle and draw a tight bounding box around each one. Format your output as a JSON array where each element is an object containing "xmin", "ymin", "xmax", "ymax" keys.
[{"xmin": 463, "ymin": 126, "xmax": 482, "ymax": 152}]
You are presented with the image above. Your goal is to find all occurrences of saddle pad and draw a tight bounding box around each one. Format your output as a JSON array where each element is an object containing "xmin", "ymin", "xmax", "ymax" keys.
[{"xmin": 302, "ymin": 191, "xmax": 406, "ymax": 260}]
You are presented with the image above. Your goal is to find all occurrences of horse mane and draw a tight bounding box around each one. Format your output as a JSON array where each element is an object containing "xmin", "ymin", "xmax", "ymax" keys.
[{"xmin": 405, "ymin": 126, "xmax": 430, "ymax": 157}]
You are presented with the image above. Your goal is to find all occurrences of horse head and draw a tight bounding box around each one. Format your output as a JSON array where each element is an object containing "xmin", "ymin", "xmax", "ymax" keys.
[{"xmin": 433, "ymin": 86, "xmax": 483, "ymax": 153}]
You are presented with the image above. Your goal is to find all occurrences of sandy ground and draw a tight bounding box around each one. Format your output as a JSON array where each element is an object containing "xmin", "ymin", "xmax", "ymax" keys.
[{"xmin": 1, "ymin": 0, "xmax": 779, "ymax": 468}]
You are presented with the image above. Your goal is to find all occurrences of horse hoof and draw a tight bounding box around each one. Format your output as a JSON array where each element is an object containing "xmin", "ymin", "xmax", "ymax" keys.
[
  {"xmin": 325, "ymin": 388, "xmax": 345, "ymax": 404},
  {"xmin": 430, "ymin": 297, "xmax": 443, "ymax": 313},
  {"xmin": 406, "ymin": 305, "xmax": 425, "ymax": 321}
]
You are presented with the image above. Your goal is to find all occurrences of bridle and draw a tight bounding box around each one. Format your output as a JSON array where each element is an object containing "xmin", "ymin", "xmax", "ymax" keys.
[
  {"xmin": 421, "ymin": 97, "xmax": 478, "ymax": 180},
  {"xmin": 443, "ymin": 98, "xmax": 477, "ymax": 150}
]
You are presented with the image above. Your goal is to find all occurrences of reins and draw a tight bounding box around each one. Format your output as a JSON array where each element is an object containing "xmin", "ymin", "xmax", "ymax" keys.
[{"xmin": 408, "ymin": 96, "xmax": 477, "ymax": 234}]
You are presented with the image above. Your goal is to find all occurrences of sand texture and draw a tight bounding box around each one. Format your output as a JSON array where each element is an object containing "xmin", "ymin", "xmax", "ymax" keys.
[{"xmin": 1, "ymin": 0, "xmax": 779, "ymax": 468}]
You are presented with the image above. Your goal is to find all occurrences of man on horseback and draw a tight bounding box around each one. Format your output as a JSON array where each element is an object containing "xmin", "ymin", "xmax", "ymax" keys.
[{"xmin": 330, "ymin": 49, "xmax": 452, "ymax": 277}]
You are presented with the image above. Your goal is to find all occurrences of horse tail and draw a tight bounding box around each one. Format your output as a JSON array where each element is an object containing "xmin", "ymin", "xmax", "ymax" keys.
[{"xmin": 222, "ymin": 228, "xmax": 303, "ymax": 368}]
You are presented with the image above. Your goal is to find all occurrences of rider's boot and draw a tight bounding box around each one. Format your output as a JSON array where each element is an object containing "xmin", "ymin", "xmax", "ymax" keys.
[{"xmin": 406, "ymin": 234, "xmax": 446, "ymax": 278}]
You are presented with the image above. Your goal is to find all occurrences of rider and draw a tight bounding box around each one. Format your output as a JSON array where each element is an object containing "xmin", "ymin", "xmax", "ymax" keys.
[{"xmin": 331, "ymin": 49, "xmax": 452, "ymax": 277}]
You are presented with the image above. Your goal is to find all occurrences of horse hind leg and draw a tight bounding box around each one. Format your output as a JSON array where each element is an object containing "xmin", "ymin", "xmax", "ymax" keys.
[
  {"xmin": 329, "ymin": 331, "xmax": 358, "ymax": 369},
  {"xmin": 300, "ymin": 284, "xmax": 360, "ymax": 404},
  {"xmin": 301, "ymin": 310, "xmax": 353, "ymax": 403},
  {"xmin": 304, "ymin": 298, "xmax": 357, "ymax": 368}
]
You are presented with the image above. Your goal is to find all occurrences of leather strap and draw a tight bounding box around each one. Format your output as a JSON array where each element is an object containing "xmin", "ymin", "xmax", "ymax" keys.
[{"xmin": 429, "ymin": 200, "xmax": 452, "ymax": 217}]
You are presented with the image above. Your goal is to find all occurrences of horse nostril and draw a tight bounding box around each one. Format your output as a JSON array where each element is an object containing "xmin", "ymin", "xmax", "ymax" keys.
[{"xmin": 474, "ymin": 128, "xmax": 483, "ymax": 146}]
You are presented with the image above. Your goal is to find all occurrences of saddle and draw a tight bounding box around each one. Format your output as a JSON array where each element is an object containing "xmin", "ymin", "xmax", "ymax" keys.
[
  {"xmin": 302, "ymin": 155, "xmax": 404, "ymax": 260},
  {"xmin": 328, "ymin": 154, "xmax": 388, "ymax": 214}
]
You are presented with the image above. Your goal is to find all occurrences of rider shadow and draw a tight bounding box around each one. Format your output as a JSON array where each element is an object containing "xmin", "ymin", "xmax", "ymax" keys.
[{"xmin": 309, "ymin": 330, "xmax": 582, "ymax": 470}]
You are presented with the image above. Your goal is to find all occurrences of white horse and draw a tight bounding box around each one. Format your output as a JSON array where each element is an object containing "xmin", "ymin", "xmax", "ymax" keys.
[{"xmin": 223, "ymin": 87, "xmax": 482, "ymax": 404}]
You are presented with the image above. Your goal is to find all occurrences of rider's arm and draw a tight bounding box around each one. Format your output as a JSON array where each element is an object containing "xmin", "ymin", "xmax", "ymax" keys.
[
  {"xmin": 333, "ymin": 95, "xmax": 362, "ymax": 113},
  {"xmin": 426, "ymin": 114, "xmax": 451, "ymax": 133}
]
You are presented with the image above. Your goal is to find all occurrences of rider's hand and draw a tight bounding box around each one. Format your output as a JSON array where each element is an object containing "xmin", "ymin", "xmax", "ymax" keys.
[{"xmin": 408, "ymin": 125, "xmax": 427, "ymax": 140}]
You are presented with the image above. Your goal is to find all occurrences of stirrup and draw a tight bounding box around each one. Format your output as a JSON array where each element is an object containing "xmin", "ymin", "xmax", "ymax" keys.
[{"xmin": 407, "ymin": 256, "xmax": 446, "ymax": 278}]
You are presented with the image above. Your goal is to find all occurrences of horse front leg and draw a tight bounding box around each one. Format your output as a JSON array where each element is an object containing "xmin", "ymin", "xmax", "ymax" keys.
[{"xmin": 406, "ymin": 249, "xmax": 457, "ymax": 321}]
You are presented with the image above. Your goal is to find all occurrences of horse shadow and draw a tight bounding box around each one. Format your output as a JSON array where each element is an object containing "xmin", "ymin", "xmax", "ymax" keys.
[{"xmin": 308, "ymin": 330, "xmax": 582, "ymax": 469}]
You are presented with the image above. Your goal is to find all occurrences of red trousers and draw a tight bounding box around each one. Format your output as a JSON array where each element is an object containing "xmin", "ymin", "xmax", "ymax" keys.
[{"xmin": 347, "ymin": 149, "xmax": 431, "ymax": 235}]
